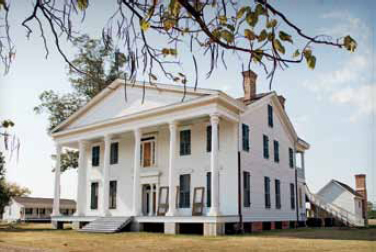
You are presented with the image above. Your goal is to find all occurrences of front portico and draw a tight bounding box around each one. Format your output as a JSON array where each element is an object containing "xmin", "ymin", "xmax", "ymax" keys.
[{"xmin": 51, "ymin": 89, "xmax": 244, "ymax": 235}]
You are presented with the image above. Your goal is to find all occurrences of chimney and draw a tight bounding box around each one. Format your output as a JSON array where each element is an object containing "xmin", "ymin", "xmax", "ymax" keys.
[
  {"xmin": 278, "ymin": 95, "xmax": 286, "ymax": 109},
  {"xmin": 242, "ymin": 70, "xmax": 257, "ymax": 102},
  {"xmin": 355, "ymin": 174, "xmax": 368, "ymax": 224}
]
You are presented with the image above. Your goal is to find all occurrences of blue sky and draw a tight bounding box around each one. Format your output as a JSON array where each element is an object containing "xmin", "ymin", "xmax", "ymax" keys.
[{"xmin": 0, "ymin": 0, "xmax": 375, "ymax": 204}]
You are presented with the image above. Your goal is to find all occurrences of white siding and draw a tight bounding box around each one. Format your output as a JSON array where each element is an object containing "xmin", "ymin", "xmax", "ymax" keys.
[
  {"xmin": 2, "ymin": 200, "xmax": 22, "ymax": 222},
  {"xmin": 240, "ymin": 97, "xmax": 301, "ymax": 221}
]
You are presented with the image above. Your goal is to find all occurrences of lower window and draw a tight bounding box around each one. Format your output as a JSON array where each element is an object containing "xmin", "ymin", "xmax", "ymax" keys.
[
  {"xmin": 179, "ymin": 174, "xmax": 191, "ymax": 208},
  {"xmin": 91, "ymin": 182, "xmax": 99, "ymax": 210}
]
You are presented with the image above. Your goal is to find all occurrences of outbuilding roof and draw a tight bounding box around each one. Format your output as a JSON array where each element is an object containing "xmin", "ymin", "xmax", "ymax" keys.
[
  {"xmin": 333, "ymin": 180, "xmax": 363, "ymax": 198},
  {"xmin": 13, "ymin": 197, "xmax": 76, "ymax": 208}
]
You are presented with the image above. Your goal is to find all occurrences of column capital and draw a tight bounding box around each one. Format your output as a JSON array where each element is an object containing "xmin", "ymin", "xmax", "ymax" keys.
[
  {"xmin": 210, "ymin": 114, "xmax": 220, "ymax": 124},
  {"xmin": 78, "ymin": 139, "xmax": 89, "ymax": 147},
  {"xmin": 104, "ymin": 134, "xmax": 113, "ymax": 142},
  {"xmin": 55, "ymin": 143, "xmax": 62, "ymax": 152},
  {"xmin": 134, "ymin": 128, "xmax": 141, "ymax": 137},
  {"xmin": 169, "ymin": 120, "xmax": 178, "ymax": 129}
]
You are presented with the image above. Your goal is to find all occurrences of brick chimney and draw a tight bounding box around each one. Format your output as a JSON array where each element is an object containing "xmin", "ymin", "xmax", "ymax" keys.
[
  {"xmin": 278, "ymin": 95, "xmax": 286, "ymax": 109},
  {"xmin": 355, "ymin": 174, "xmax": 368, "ymax": 224},
  {"xmin": 242, "ymin": 70, "xmax": 257, "ymax": 102}
]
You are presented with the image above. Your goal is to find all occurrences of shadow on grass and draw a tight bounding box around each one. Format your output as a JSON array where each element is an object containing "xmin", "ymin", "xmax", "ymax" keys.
[{"xmin": 246, "ymin": 227, "xmax": 376, "ymax": 242}]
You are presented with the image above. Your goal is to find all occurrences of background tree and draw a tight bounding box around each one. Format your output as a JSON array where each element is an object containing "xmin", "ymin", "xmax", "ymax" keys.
[
  {"xmin": 0, "ymin": 0, "xmax": 356, "ymax": 89},
  {"xmin": 34, "ymin": 35, "xmax": 126, "ymax": 172}
]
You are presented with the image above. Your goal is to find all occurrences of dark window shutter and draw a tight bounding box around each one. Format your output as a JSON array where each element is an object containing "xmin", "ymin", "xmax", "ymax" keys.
[
  {"xmin": 263, "ymin": 135, "xmax": 269, "ymax": 159},
  {"xmin": 206, "ymin": 172, "xmax": 211, "ymax": 207},
  {"xmin": 274, "ymin": 140, "xmax": 279, "ymax": 163},
  {"xmin": 179, "ymin": 174, "xmax": 191, "ymax": 208},
  {"xmin": 268, "ymin": 104, "xmax": 273, "ymax": 127},
  {"xmin": 242, "ymin": 124, "xmax": 250, "ymax": 151},
  {"xmin": 243, "ymin": 171, "xmax": 251, "ymax": 207},
  {"xmin": 206, "ymin": 126, "xmax": 212, "ymax": 152},
  {"xmin": 92, "ymin": 146, "xmax": 100, "ymax": 167},
  {"xmin": 110, "ymin": 142, "xmax": 119, "ymax": 165},
  {"xmin": 264, "ymin": 177, "xmax": 271, "ymax": 208},
  {"xmin": 289, "ymin": 148, "xmax": 294, "ymax": 168}
]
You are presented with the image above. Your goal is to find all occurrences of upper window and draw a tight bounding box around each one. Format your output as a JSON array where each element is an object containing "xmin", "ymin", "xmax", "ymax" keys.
[
  {"xmin": 242, "ymin": 124, "xmax": 250, "ymax": 152},
  {"xmin": 141, "ymin": 137, "xmax": 156, "ymax": 167},
  {"xmin": 290, "ymin": 183, "xmax": 295, "ymax": 210},
  {"xmin": 273, "ymin": 140, "xmax": 280, "ymax": 163},
  {"xmin": 92, "ymin": 146, "xmax": 100, "ymax": 166},
  {"xmin": 264, "ymin": 177, "xmax": 271, "ymax": 209},
  {"xmin": 243, "ymin": 171, "xmax": 251, "ymax": 207},
  {"xmin": 109, "ymin": 180, "xmax": 117, "ymax": 209},
  {"xmin": 298, "ymin": 187, "xmax": 303, "ymax": 208},
  {"xmin": 268, "ymin": 104, "xmax": 273, "ymax": 127},
  {"xmin": 275, "ymin": 179, "xmax": 281, "ymax": 209},
  {"xmin": 289, "ymin": 148, "xmax": 294, "ymax": 168},
  {"xmin": 110, "ymin": 142, "xmax": 119, "ymax": 165},
  {"xmin": 179, "ymin": 174, "xmax": 191, "ymax": 208},
  {"xmin": 180, "ymin": 130, "xmax": 191, "ymax": 156},
  {"xmin": 263, "ymin": 135, "xmax": 269, "ymax": 159}
]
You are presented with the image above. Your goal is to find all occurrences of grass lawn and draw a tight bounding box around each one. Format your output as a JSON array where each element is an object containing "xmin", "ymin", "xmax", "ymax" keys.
[{"xmin": 0, "ymin": 223, "xmax": 375, "ymax": 252}]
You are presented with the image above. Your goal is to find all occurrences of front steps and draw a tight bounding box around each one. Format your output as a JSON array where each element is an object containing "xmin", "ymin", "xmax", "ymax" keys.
[{"xmin": 79, "ymin": 216, "xmax": 133, "ymax": 233}]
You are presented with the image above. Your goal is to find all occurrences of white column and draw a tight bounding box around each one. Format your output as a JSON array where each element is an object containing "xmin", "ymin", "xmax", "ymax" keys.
[
  {"xmin": 149, "ymin": 184, "xmax": 154, "ymax": 216},
  {"xmin": 52, "ymin": 144, "xmax": 62, "ymax": 216},
  {"xmin": 209, "ymin": 114, "xmax": 220, "ymax": 216},
  {"xmin": 132, "ymin": 128, "xmax": 141, "ymax": 216},
  {"xmin": 156, "ymin": 183, "xmax": 160, "ymax": 215},
  {"xmin": 76, "ymin": 140, "xmax": 88, "ymax": 216},
  {"xmin": 301, "ymin": 152, "xmax": 305, "ymax": 172},
  {"xmin": 102, "ymin": 134, "xmax": 112, "ymax": 216},
  {"xmin": 166, "ymin": 121, "xmax": 177, "ymax": 216}
]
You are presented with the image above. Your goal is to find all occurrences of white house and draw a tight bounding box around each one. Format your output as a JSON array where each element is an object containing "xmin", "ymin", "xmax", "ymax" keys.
[
  {"xmin": 306, "ymin": 174, "xmax": 367, "ymax": 227},
  {"xmin": 50, "ymin": 70, "xmax": 309, "ymax": 235},
  {"xmin": 2, "ymin": 197, "xmax": 76, "ymax": 222}
]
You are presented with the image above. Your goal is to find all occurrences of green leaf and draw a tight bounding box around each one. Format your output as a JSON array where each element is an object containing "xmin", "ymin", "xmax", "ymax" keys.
[
  {"xmin": 273, "ymin": 39, "xmax": 285, "ymax": 54},
  {"xmin": 266, "ymin": 19, "xmax": 277, "ymax": 28},
  {"xmin": 77, "ymin": 0, "xmax": 89, "ymax": 11},
  {"xmin": 244, "ymin": 29, "xmax": 256, "ymax": 40},
  {"xmin": 140, "ymin": 19, "xmax": 150, "ymax": 31},
  {"xmin": 293, "ymin": 49, "xmax": 300, "ymax": 58},
  {"xmin": 236, "ymin": 6, "xmax": 251, "ymax": 19},
  {"xmin": 254, "ymin": 4, "xmax": 265, "ymax": 16},
  {"xmin": 226, "ymin": 24, "xmax": 235, "ymax": 32},
  {"xmin": 307, "ymin": 55, "xmax": 316, "ymax": 69},
  {"xmin": 343, "ymin": 35, "xmax": 357, "ymax": 52},
  {"xmin": 258, "ymin": 29, "xmax": 267, "ymax": 42},
  {"xmin": 252, "ymin": 49, "xmax": 264, "ymax": 63},
  {"xmin": 246, "ymin": 12, "xmax": 258, "ymax": 27},
  {"xmin": 219, "ymin": 15, "xmax": 227, "ymax": 25},
  {"xmin": 279, "ymin": 31, "xmax": 293, "ymax": 43},
  {"xmin": 303, "ymin": 49, "xmax": 312, "ymax": 59},
  {"xmin": 163, "ymin": 19, "xmax": 175, "ymax": 31},
  {"xmin": 221, "ymin": 30, "xmax": 234, "ymax": 43}
]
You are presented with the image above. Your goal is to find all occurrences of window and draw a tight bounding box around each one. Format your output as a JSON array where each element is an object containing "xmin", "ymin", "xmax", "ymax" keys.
[
  {"xmin": 180, "ymin": 130, "xmax": 191, "ymax": 156},
  {"xmin": 298, "ymin": 187, "xmax": 303, "ymax": 208},
  {"xmin": 243, "ymin": 171, "xmax": 251, "ymax": 207},
  {"xmin": 91, "ymin": 182, "xmax": 99, "ymax": 209},
  {"xmin": 179, "ymin": 174, "xmax": 191, "ymax": 208},
  {"xmin": 39, "ymin": 208, "xmax": 46, "ymax": 215},
  {"xmin": 274, "ymin": 140, "xmax": 280, "ymax": 163},
  {"xmin": 289, "ymin": 148, "xmax": 294, "ymax": 168},
  {"xmin": 275, "ymin": 179, "xmax": 281, "ymax": 209},
  {"xmin": 206, "ymin": 172, "xmax": 211, "ymax": 207},
  {"xmin": 92, "ymin": 146, "xmax": 100, "ymax": 166},
  {"xmin": 290, "ymin": 183, "xmax": 295, "ymax": 210},
  {"xmin": 110, "ymin": 142, "xmax": 119, "ymax": 165},
  {"xmin": 268, "ymin": 104, "xmax": 273, "ymax": 127},
  {"xmin": 264, "ymin": 177, "xmax": 271, "ymax": 208},
  {"xmin": 242, "ymin": 124, "xmax": 250, "ymax": 151},
  {"xmin": 109, "ymin": 181, "xmax": 117, "ymax": 209},
  {"xmin": 263, "ymin": 135, "xmax": 269, "ymax": 159},
  {"xmin": 141, "ymin": 137, "xmax": 156, "ymax": 167},
  {"xmin": 25, "ymin": 208, "xmax": 33, "ymax": 215}
]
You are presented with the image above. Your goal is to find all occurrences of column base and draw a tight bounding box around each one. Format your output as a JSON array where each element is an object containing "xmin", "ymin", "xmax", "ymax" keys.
[
  {"xmin": 164, "ymin": 222, "xmax": 179, "ymax": 234},
  {"xmin": 165, "ymin": 210, "xmax": 177, "ymax": 217},
  {"xmin": 51, "ymin": 221, "xmax": 64, "ymax": 230},
  {"xmin": 204, "ymin": 222, "xmax": 225, "ymax": 236}
]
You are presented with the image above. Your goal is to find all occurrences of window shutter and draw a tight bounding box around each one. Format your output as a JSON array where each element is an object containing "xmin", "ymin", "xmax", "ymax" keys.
[
  {"xmin": 268, "ymin": 104, "xmax": 273, "ymax": 127},
  {"xmin": 206, "ymin": 126, "xmax": 212, "ymax": 152},
  {"xmin": 263, "ymin": 135, "xmax": 269, "ymax": 159}
]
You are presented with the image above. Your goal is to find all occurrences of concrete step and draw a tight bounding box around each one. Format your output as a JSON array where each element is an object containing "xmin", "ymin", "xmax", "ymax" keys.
[{"xmin": 79, "ymin": 216, "xmax": 133, "ymax": 233}]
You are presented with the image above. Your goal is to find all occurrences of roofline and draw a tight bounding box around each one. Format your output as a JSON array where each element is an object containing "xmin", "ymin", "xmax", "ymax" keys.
[
  {"xmin": 317, "ymin": 179, "xmax": 363, "ymax": 198},
  {"xmin": 50, "ymin": 79, "xmax": 242, "ymax": 134},
  {"xmin": 51, "ymin": 92, "xmax": 245, "ymax": 139}
]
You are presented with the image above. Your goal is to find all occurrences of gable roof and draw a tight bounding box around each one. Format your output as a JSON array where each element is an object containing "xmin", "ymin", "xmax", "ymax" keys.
[
  {"xmin": 13, "ymin": 197, "xmax": 76, "ymax": 208},
  {"xmin": 50, "ymin": 79, "xmax": 225, "ymax": 134},
  {"xmin": 333, "ymin": 180, "xmax": 363, "ymax": 198}
]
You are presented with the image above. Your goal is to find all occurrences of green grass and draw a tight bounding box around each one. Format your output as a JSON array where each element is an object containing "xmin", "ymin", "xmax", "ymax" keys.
[{"xmin": 0, "ymin": 223, "xmax": 375, "ymax": 252}]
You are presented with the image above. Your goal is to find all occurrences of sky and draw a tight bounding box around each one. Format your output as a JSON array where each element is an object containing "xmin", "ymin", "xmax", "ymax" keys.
[{"xmin": 0, "ymin": 0, "xmax": 375, "ymax": 204}]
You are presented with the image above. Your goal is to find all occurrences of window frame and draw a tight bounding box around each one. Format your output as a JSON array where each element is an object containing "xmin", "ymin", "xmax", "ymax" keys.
[
  {"xmin": 90, "ymin": 182, "xmax": 99, "ymax": 210},
  {"xmin": 110, "ymin": 142, "xmax": 119, "ymax": 165},
  {"xmin": 243, "ymin": 171, "xmax": 251, "ymax": 207},
  {"xmin": 264, "ymin": 176, "xmax": 271, "ymax": 209},
  {"xmin": 273, "ymin": 140, "xmax": 280, "ymax": 163},
  {"xmin": 242, "ymin": 124, "xmax": 250, "ymax": 152},
  {"xmin": 92, "ymin": 145, "xmax": 100, "ymax": 167},
  {"xmin": 179, "ymin": 129, "xmax": 191, "ymax": 156},
  {"xmin": 275, "ymin": 179, "xmax": 281, "ymax": 209},
  {"xmin": 263, "ymin": 135, "xmax": 270, "ymax": 159},
  {"xmin": 179, "ymin": 174, "xmax": 191, "ymax": 208},
  {"xmin": 109, "ymin": 180, "xmax": 117, "ymax": 209}
]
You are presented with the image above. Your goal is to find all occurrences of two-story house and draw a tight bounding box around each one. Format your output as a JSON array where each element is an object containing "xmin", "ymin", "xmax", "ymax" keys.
[{"xmin": 50, "ymin": 70, "xmax": 308, "ymax": 235}]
